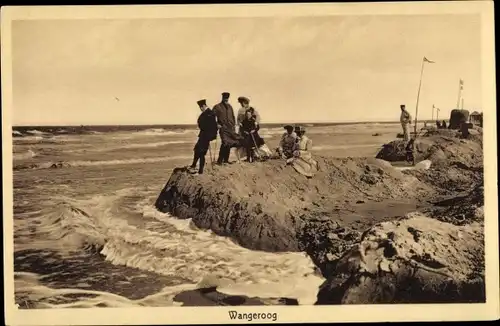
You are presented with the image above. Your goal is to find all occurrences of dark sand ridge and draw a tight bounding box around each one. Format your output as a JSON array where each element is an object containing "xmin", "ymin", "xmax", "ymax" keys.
[
  {"xmin": 155, "ymin": 129, "xmax": 484, "ymax": 304},
  {"xmin": 155, "ymin": 157, "xmax": 434, "ymax": 252}
]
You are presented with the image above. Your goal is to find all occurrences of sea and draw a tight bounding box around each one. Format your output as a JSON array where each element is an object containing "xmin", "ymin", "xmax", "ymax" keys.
[{"xmin": 11, "ymin": 122, "xmax": 408, "ymax": 308}]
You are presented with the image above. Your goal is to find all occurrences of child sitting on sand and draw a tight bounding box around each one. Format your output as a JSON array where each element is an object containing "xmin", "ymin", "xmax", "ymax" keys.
[{"xmin": 276, "ymin": 125, "xmax": 297, "ymax": 159}]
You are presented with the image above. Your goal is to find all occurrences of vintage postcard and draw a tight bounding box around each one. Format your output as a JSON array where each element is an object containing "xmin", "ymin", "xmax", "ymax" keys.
[{"xmin": 2, "ymin": 2, "xmax": 498, "ymax": 324}]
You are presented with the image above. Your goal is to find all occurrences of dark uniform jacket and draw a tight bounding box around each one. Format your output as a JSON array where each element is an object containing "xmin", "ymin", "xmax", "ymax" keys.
[
  {"xmin": 197, "ymin": 108, "xmax": 218, "ymax": 142},
  {"xmin": 213, "ymin": 102, "xmax": 236, "ymax": 129},
  {"xmin": 213, "ymin": 101, "xmax": 242, "ymax": 147}
]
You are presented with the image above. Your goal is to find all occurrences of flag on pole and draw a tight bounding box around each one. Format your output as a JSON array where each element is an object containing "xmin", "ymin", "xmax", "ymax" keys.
[{"xmin": 423, "ymin": 57, "xmax": 435, "ymax": 63}]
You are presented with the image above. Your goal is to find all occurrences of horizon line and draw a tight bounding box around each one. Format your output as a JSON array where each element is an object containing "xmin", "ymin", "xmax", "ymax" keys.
[{"xmin": 11, "ymin": 118, "xmax": 448, "ymax": 128}]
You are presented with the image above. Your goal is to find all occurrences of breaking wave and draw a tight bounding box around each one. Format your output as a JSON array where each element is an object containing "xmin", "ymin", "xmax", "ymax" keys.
[
  {"xmin": 65, "ymin": 140, "xmax": 191, "ymax": 154},
  {"xmin": 14, "ymin": 272, "xmax": 191, "ymax": 308},
  {"xmin": 26, "ymin": 129, "xmax": 48, "ymax": 135},
  {"xmin": 13, "ymin": 149, "xmax": 37, "ymax": 161},
  {"xmin": 134, "ymin": 129, "xmax": 197, "ymax": 137},
  {"xmin": 16, "ymin": 189, "xmax": 323, "ymax": 307},
  {"xmin": 312, "ymin": 143, "xmax": 382, "ymax": 151},
  {"xmin": 259, "ymin": 127, "xmax": 287, "ymax": 136},
  {"xmin": 13, "ymin": 136, "xmax": 45, "ymax": 142},
  {"xmin": 13, "ymin": 155, "xmax": 191, "ymax": 171},
  {"xmin": 112, "ymin": 140, "xmax": 190, "ymax": 150}
]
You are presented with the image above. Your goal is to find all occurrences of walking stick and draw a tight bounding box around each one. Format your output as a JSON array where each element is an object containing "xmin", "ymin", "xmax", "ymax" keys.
[
  {"xmin": 234, "ymin": 130, "xmax": 242, "ymax": 163},
  {"xmin": 214, "ymin": 135, "xmax": 218, "ymax": 165},
  {"xmin": 250, "ymin": 132, "xmax": 262, "ymax": 160},
  {"xmin": 235, "ymin": 146, "xmax": 241, "ymax": 163},
  {"xmin": 208, "ymin": 141, "xmax": 214, "ymax": 168}
]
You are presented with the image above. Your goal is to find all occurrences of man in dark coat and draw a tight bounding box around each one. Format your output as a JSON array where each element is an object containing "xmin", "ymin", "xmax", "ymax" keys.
[
  {"xmin": 213, "ymin": 92, "xmax": 242, "ymax": 165},
  {"xmin": 189, "ymin": 99, "xmax": 218, "ymax": 175}
]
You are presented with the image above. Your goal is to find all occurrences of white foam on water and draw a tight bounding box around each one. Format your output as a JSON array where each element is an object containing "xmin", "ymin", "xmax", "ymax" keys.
[
  {"xmin": 259, "ymin": 127, "xmax": 288, "ymax": 136},
  {"xmin": 26, "ymin": 129, "xmax": 47, "ymax": 135},
  {"xmin": 393, "ymin": 160, "xmax": 432, "ymax": 171},
  {"xmin": 71, "ymin": 140, "xmax": 191, "ymax": 153},
  {"xmin": 66, "ymin": 155, "xmax": 192, "ymax": 167},
  {"xmin": 15, "ymin": 135, "xmax": 44, "ymax": 142},
  {"xmin": 13, "ymin": 149, "xmax": 37, "ymax": 160},
  {"xmin": 134, "ymin": 129, "xmax": 197, "ymax": 137},
  {"xmin": 117, "ymin": 140, "xmax": 190, "ymax": 149},
  {"xmin": 14, "ymin": 155, "xmax": 192, "ymax": 170},
  {"xmin": 134, "ymin": 201, "xmax": 324, "ymax": 304},
  {"xmin": 312, "ymin": 143, "xmax": 381, "ymax": 151},
  {"xmin": 15, "ymin": 272, "xmax": 190, "ymax": 308},
  {"xmin": 15, "ymin": 188, "xmax": 324, "ymax": 306}
]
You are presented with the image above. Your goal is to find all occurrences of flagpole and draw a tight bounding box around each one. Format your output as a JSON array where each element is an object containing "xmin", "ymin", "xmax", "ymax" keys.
[
  {"xmin": 414, "ymin": 57, "xmax": 426, "ymax": 136},
  {"xmin": 432, "ymin": 104, "xmax": 435, "ymax": 121},
  {"xmin": 456, "ymin": 79, "xmax": 462, "ymax": 109}
]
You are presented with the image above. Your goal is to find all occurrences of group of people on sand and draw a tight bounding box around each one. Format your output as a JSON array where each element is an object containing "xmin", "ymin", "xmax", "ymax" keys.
[
  {"xmin": 436, "ymin": 120, "xmax": 447, "ymax": 129},
  {"xmin": 188, "ymin": 92, "xmax": 318, "ymax": 178}
]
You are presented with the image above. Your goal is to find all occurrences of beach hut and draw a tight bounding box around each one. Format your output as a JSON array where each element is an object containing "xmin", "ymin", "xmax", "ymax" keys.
[
  {"xmin": 470, "ymin": 111, "xmax": 483, "ymax": 127},
  {"xmin": 448, "ymin": 109, "xmax": 470, "ymax": 129}
]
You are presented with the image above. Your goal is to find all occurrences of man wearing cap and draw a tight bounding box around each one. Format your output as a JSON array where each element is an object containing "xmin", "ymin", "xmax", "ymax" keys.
[
  {"xmin": 188, "ymin": 99, "xmax": 218, "ymax": 175},
  {"xmin": 213, "ymin": 92, "xmax": 241, "ymax": 165},
  {"xmin": 400, "ymin": 104, "xmax": 412, "ymax": 142},
  {"xmin": 276, "ymin": 124, "xmax": 298, "ymax": 159},
  {"xmin": 236, "ymin": 96, "xmax": 261, "ymax": 135}
]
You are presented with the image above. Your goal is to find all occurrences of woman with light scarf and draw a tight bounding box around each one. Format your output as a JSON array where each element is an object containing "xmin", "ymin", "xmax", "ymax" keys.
[{"xmin": 286, "ymin": 126, "xmax": 319, "ymax": 178}]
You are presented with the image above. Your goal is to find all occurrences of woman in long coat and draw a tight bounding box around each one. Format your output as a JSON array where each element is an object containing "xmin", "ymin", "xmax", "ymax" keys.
[
  {"xmin": 240, "ymin": 110, "xmax": 265, "ymax": 162},
  {"xmin": 287, "ymin": 126, "xmax": 319, "ymax": 178}
]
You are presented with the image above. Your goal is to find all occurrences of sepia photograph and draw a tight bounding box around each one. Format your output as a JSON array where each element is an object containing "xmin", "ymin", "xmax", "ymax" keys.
[{"xmin": 2, "ymin": 2, "xmax": 498, "ymax": 324}]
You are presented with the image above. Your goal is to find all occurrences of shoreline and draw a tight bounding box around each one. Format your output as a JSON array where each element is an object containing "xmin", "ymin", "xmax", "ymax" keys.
[{"xmin": 11, "ymin": 120, "xmax": 438, "ymax": 135}]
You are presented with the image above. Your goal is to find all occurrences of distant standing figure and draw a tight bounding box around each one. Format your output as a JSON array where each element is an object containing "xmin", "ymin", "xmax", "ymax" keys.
[
  {"xmin": 189, "ymin": 99, "xmax": 218, "ymax": 175},
  {"xmin": 213, "ymin": 92, "xmax": 241, "ymax": 165},
  {"xmin": 240, "ymin": 110, "xmax": 265, "ymax": 162},
  {"xmin": 277, "ymin": 125, "xmax": 298, "ymax": 159},
  {"xmin": 400, "ymin": 104, "xmax": 412, "ymax": 141},
  {"xmin": 442, "ymin": 120, "xmax": 447, "ymax": 129},
  {"xmin": 236, "ymin": 96, "xmax": 261, "ymax": 135}
]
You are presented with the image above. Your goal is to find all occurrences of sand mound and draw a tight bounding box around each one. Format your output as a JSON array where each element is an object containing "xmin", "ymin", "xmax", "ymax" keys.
[
  {"xmin": 405, "ymin": 162, "xmax": 483, "ymax": 196},
  {"xmin": 376, "ymin": 130, "xmax": 483, "ymax": 166},
  {"xmin": 426, "ymin": 184, "xmax": 485, "ymax": 226},
  {"xmin": 316, "ymin": 214, "xmax": 485, "ymax": 304},
  {"xmin": 155, "ymin": 157, "xmax": 433, "ymax": 252},
  {"xmin": 298, "ymin": 219, "xmax": 361, "ymax": 278}
]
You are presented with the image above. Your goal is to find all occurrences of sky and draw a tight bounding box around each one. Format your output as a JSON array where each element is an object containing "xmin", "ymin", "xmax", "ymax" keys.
[{"xmin": 11, "ymin": 14, "xmax": 482, "ymax": 126}]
